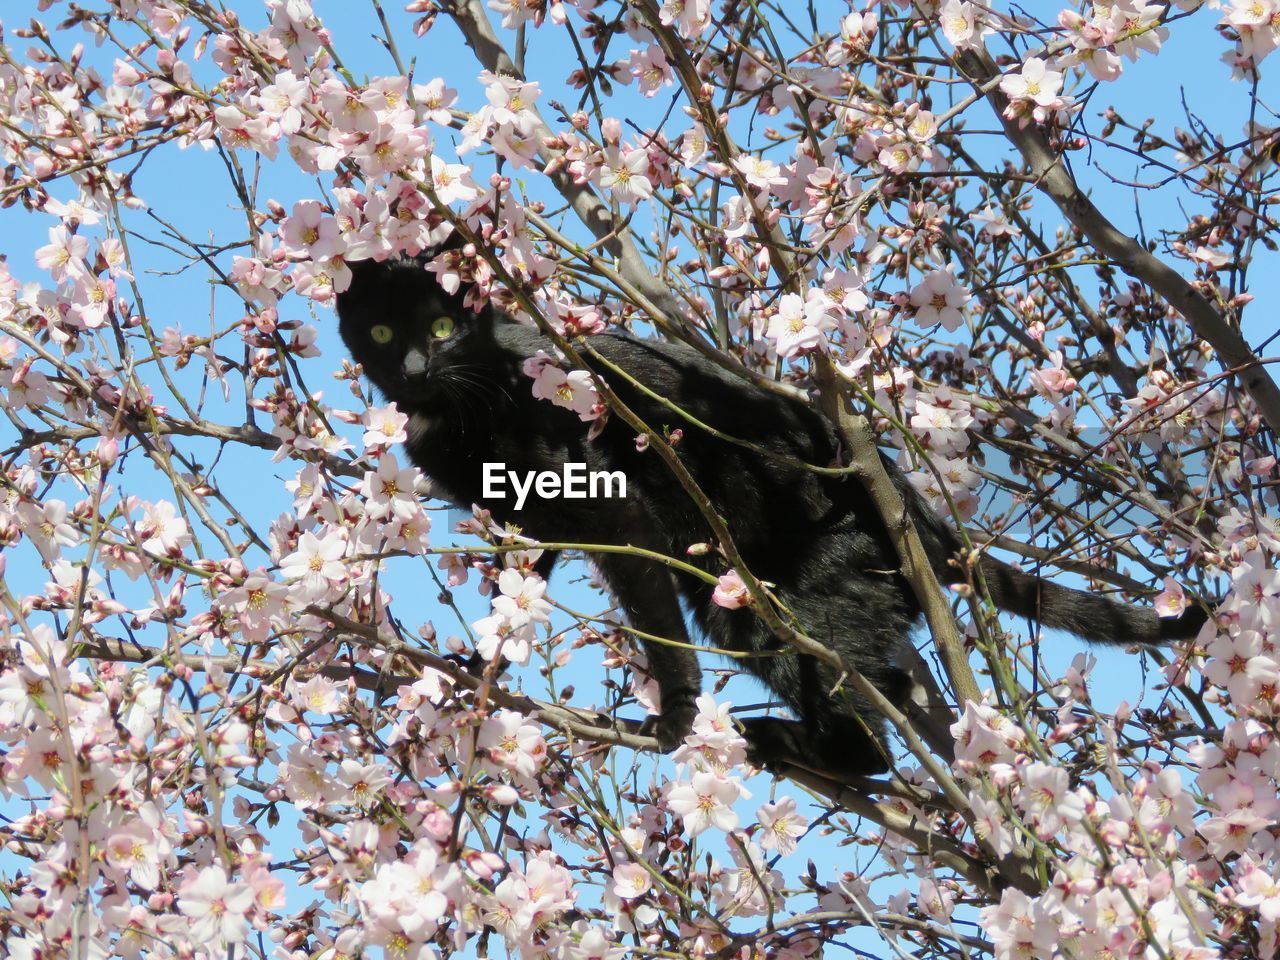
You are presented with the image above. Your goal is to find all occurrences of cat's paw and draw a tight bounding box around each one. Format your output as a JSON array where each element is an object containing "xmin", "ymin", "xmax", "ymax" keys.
[
  {"xmin": 644, "ymin": 701, "xmax": 697, "ymax": 752},
  {"xmin": 741, "ymin": 716, "xmax": 890, "ymax": 778},
  {"xmin": 739, "ymin": 716, "xmax": 802, "ymax": 771}
]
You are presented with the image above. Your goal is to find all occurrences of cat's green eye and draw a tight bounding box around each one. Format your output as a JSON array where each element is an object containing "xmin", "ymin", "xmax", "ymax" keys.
[
  {"xmin": 431, "ymin": 316, "xmax": 455, "ymax": 339},
  {"xmin": 370, "ymin": 324, "xmax": 394, "ymax": 345}
]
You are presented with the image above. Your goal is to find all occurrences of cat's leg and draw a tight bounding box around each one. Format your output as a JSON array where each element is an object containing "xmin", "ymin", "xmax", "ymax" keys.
[
  {"xmin": 743, "ymin": 678, "xmax": 900, "ymax": 777},
  {"xmin": 532, "ymin": 549, "xmax": 558, "ymax": 581},
  {"xmin": 739, "ymin": 716, "xmax": 887, "ymax": 777},
  {"xmin": 744, "ymin": 628, "xmax": 909, "ymax": 777},
  {"xmin": 812, "ymin": 664, "xmax": 910, "ymax": 776},
  {"xmin": 595, "ymin": 552, "xmax": 702, "ymax": 751}
]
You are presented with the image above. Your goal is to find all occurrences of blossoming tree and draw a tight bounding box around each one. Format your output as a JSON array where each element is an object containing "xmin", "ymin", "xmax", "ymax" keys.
[{"xmin": 1, "ymin": 0, "xmax": 1278, "ymax": 958}]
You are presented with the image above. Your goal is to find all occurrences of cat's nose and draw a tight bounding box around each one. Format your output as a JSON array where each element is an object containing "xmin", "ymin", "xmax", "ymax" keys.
[{"xmin": 403, "ymin": 347, "xmax": 428, "ymax": 377}]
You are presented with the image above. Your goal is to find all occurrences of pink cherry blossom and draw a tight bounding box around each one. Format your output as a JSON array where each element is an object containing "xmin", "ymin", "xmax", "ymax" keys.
[
  {"xmin": 734, "ymin": 155, "xmax": 787, "ymax": 192},
  {"xmin": 909, "ymin": 269, "xmax": 969, "ymax": 331},
  {"xmin": 612, "ymin": 861, "xmax": 653, "ymax": 900},
  {"xmin": 429, "ymin": 154, "xmax": 479, "ymax": 205},
  {"xmin": 1000, "ymin": 57, "xmax": 1069, "ymax": 124},
  {"xmin": 712, "ymin": 569, "xmax": 750, "ymax": 609},
  {"xmin": 766, "ymin": 292, "xmax": 838, "ymax": 358},
  {"xmin": 659, "ymin": 0, "xmax": 711, "ymax": 38},
  {"xmin": 362, "ymin": 402, "xmax": 409, "ymax": 450},
  {"xmin": 600, "ymin": 146, "xmax": 654, "ymax": 204},
  {"xmin": 938, "ymin": 0, "xmax": 988, "ymax": 49},
  {"xmin": 756, "ymin": 797, "xmax": 807, "ymax": 855},
  {"xmin": 415, "ymin": 78, "xmax": 458, "ymax": 124},
  {"xmin": 527, "ymin": 361, "xmax": 602, "ymax": 421},
  {"xmin": 477, "ymin": 709, "xmax": 548, "ymax": 778},
  {"xmin": 103, "ymin": 820, "xmax": 163, "ymax": 891},
  {"xmin": 279, "ymin": 528, "xmax": 347, "ymax": 598},
  {"xmin": 473, "ymin": 610, "xmax": 537, "ymax": 665},
  {"xmin": 280, "ymin": 199, "xmax": 345, "ymax": 260},
  {"xmin": 34, "ymin": 226, "xmax": 89, "ymax": 282},
  {"xmin": 178, "ymin": 866, "xmax": 255, "ymax": 944},
  {"xmin": 970, "ymin": 205, "xmax": 1021, "ymax": 238},
  {"xmin": 493, "ymin": 568, "xmax": 552, "ymax": 627},
  {"xmin": 666, "ymin": 771, "xmax": 742, "ymax": 835},
  {"xmin": 1154, "ymin": 577, "xmax": 1190, "ymax": 618}
]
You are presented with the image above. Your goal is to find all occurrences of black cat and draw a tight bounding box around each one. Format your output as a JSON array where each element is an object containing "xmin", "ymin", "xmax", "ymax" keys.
[{"xmin": 335, "ymin": 248, "xmax": 1207, "ymax": 776}]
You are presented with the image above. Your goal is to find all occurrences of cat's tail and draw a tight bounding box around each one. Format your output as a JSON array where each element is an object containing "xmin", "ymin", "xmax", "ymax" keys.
[
  {"xmin": 964, "ymin": 553, "xmax": 1208, "ymax": 645},
  {"xmin": 889, "ymin": 454, "xmax": 1207, "ymax": 645}
]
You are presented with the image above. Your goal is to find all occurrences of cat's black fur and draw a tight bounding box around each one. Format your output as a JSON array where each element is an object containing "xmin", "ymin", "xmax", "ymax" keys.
[{"xmin": 335, "ymin": 249, "xmax": 1208, "ymax": 777}]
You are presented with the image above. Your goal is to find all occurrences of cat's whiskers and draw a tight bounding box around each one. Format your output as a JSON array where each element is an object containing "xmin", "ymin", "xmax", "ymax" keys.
[
  {"xmin": 439, "ymin": 371, "xmax": 493, "ymax": 440},
  {"xmin": 446, "ymin": 363, "xmax": 512, "ymax": 408},
  {"xmin": 441, "ymin": 366, "xmax": 509, "ymax": 427}
]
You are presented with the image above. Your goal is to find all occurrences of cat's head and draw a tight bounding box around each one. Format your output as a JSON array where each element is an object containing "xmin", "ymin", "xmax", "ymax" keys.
[{"xmin": 336, "ymin": 243, "xmax": 507, "ymax": 408}]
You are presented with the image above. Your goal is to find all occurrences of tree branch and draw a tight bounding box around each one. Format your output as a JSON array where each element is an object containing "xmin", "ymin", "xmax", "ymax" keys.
[{"xmin": 954, "ymin": 47, "xmax": 1280, "ymax": 436}]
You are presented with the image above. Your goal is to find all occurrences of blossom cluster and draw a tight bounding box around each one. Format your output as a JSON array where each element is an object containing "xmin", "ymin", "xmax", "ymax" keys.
[{"xmin": 0, "ymin": 1, "xmax": 1276, "ymax": 959}]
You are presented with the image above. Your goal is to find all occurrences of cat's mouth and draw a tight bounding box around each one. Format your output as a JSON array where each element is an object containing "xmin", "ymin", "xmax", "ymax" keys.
[
  {"xmin": 432, "ymin": 366, "xmax": 501, "ymax": 412},
  {"xmin": 392, "ymin": 375, "xmax": 441, "ymax": 406}
]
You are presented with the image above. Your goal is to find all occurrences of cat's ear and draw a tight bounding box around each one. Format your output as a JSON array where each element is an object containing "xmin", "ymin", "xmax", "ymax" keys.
[
  {"xmin": 418, "ymin": 224, "xmax": 469, "ymax": 265},
  {"xmin": 336, "ymin": 256, "xmax": 391, "ymax": 310},
  {"xmin": 436, "ymin": 225, "xmax": 469, "ymax": 254},
  {"xmin": 343, "ymin": 255, "xmax": 385, "ymax": 283}
]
